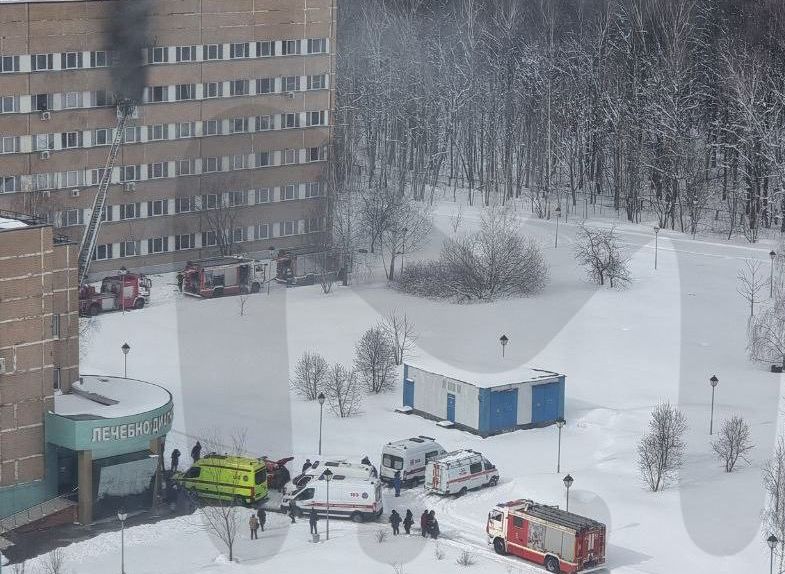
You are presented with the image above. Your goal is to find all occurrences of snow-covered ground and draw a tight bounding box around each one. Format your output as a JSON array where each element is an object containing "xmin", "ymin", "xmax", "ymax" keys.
[{"xmin": 50, "ymin": 201, "xmax": 783, "ymax": 573}]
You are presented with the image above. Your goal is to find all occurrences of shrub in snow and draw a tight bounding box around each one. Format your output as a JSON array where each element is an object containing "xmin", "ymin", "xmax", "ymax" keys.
[
  {"xmin": 747, "ymin": 299, "xmax": 785, "ymax": 370},
  {"xmin": 456, "ymin": 550, "xmax": 476, "ymax": 566},
  {"xmin": 290, "ymin": 351, "xmax": 330, "ymax": 400},
  {"xmin": 42, "ymin": 548, "xmax": 66, "ymax": 574},
  {"xmin": 354, "ymin": 327, "xmax": 397, "ymax": 393},
  {"xmin": 712, "ymin": 416, "xmax": 754, "ymax": 472},
  {"xmin": 574, "ymin": 223, "xmax": 630, "ymax": 288},
  {"xmin": 375, "ymin": 529, "xmax": 388, "ymax": 543},
  {"xmin": 392, "ymin": 563, "xmax": 405, "ymax": 574},
  {"xmin": 637, "ymin": 402, "xmax": 687, "ymax": 492},
  {"xmin": 763, "ymin": 437, "xmax": 785, "ymax": 564},
  {"xmin": 325, "ymin": 363, "xmax": 363, "ymax": 417},
  {"xmin": 380, "ymin": 308, "xmax": 417, "ymax": 366}
]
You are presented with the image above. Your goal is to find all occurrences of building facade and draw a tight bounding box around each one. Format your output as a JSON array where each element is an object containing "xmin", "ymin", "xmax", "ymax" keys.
[{"xmin": 0, "ymin": 0, "xmax": 335, "ymax": 276}]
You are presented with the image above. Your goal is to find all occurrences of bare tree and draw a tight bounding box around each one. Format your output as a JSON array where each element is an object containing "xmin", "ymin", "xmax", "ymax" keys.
[
  {"xmin": 748, "ymin": 300, "xmax": 785, "ymax": 370},
  {"xmin": 290, "ymin": 352, "xmax": 330, "ymax": 400},
  {"xmin": 197, "ymin": 189, "xmax": 245, "ymax": 257},
  {"xmin": 380, "ymin": 199, "xmax": 433, "ymax": 282},
  {"xmin": 763, "ymin": 437, "xmax": 785, "ymax": 573},
  {"xmin": 11, "ymin": 561, "xmax": 27, "ymax": 574},
  {"xmin": 354, "ymin": 327, "xmax": 397, "ymax": 393},
  {"xmin": 712, "ymin": 416, "xmax": 754, "ymax": 472},
  {"xmin": 575, "ymin": 224, "xmax": 631, "ymax": 288},
  {"xmin": 42, "ymin": 548, "xmax": 66, "ymax": 574},
  {"xmin": 325, "ymin": 363, "xmax": 363, "ymax": 417},
  {"xmin": 638, "ymin": 402, "xmax": 687, "ymax": 492},
  {"xmin": 737, "ymin": 259, "xmax": 767, "ymax": 319},
  {"xmin": 381, "ymin": 308, "xmax": 417, "ymax": 365}
]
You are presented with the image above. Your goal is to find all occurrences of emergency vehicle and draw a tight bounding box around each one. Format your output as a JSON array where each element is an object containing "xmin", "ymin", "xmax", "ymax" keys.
[
  {"xmin": 282, "ymin": 476, "xmax": 383, "ymax": 523},
  {"xmin": 181, "ymin": 257, "xmax": 267, "ymax": 298},
  {"xmin": 424, "ymin": 449, "xmax": 499, "ymax": 496},
  {"xmin": 380, "ymin": 436, "xmax": 446, "ymax": 486},
  {"xmin": 175, "ymin": 454, "xmax": 269, "ymax": 505},
  {"xmin": 487, "ymin": 499, "xmax": 606, "ymax": 573},
  {"xmin": 284, "ymin": 460, "xmax": 375, "ymax": 495},
  {"xmin": 79, "ymin": 273, "xmax": 151, "ymax": 316},
  {"xmin": 261, "ymin": 456, "xmax": 293, "ymax": 491}
]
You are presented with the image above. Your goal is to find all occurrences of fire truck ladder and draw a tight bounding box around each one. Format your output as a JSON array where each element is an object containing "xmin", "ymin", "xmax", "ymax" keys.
[{"xmin": 77, "ymin": 100, "xmax": 135, "ymax": 285}]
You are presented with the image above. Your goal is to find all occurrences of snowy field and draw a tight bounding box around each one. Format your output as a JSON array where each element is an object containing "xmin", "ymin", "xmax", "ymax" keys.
[{"xmin": 55, "ymin": 201, "xmax": 784, "ymax": 573}]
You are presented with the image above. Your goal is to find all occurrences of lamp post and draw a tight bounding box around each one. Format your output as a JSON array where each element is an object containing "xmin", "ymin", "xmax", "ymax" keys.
[
  {"xmin": 556, "ymin": 419, "xmax": 565, "ymax": 473},
  {"xmin": 317, "ymin": 393, "xmax": 325, "ymax": 456},
  {"xmin": 117, "ymin": 508, "xmax": 128, "ymax": 574},
  {"xmin": 654, "ymin": 226, "xmax": 660, "ymax": 270},
  {"xmin": 119, "ymin": 266, "xmax": 128, "ymax": 315},
  {"xmin": 554, "ymin": 206, "xmax": 562, "ymax": 248},
  {"xmin": 121, "ymin": 343, "xmax": 130, "ymax": 378},
  {"xmin": 768, "ymin": 534, "xmax": 778, "ymax": 574},
  {"xmin": 770, "ymin": 251, "xmax": 777, "ymax": 298},
  {"xmin": 563, "ymin": 474, "xmax": 574, "ymax": 512},
  {"xmin": 709, "ymin": 375, "xmax": 719, "ymax": 435},
  {"xmin": 499, "ymin": 335, "xmax": 509, "ymax": 358},
  {"xmin": 323, "ymin": 468, "xmax": 333, "ymax": 541}
]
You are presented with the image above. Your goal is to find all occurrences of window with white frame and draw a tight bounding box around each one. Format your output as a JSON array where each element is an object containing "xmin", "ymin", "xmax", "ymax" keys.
[
  {"xmin": 94, "ymin": 243, "xmax": 113, "ymax": 260},
  {"xmin": 148, "ymin": 124, "xmax": 165, "ymax": 141},
  {"xmin": 123, "ymin": 126, "xmax": 139, "ymax": 143},
  {"xmin": 204, "ymin": 120, "xmax": 219, "ymax": 135},
  {"xmin": 149, "ymin": 86, "xmax": 168, "ymax": 103},
  {"xmin": 204, "ymin": 82, "xmax": 223, "ymax": 98},
  {"xmin": 307, "ymin": 38, "xmax": 327, "ymax": 54},
  {"xmin": 119, "ymin": 165, "xmax": 138, "ymax": 182},
  {"xmin": 305, "ymin": 217, "xmax": 323, "ymax": 233},
  {"xmin": 0, "ymin": 176, "xmax": 19, "ymax": 193},
  {"xmin": 0, "ymin": 136, "xmax": 19, "ymax": 154},
  {"xmin": 64, "ymin": 91, "xmax": 83, "ymax": 109},
  {"xmin": 200, "ymin": 194, "xmax": 218, "ymax": 210},
  {"xmin": 255, "ymin": 188, "xmax": 271, "ymax": 204},
  {"xmin": 33, "ymin": 173, "xmax": 55, "ymax": 191},
  {"xmin": 64, "ymin": 170, "xmax": 81, "ymax": 187},
  {"xmin": 91, "ymin": 168, "xmax": 108, "ymax": 185},
  {"xmin": 61, "ymin": 52, "xmax": 83, "ymax": 70},
  {"xmin": 120, "ymin": 203, "xmax": 140, "ymax": 220},
  {"xmin": 284, "ymin": 149, "xmax": 297, "ymax": 165},
  {"xmin": 53, "ymin": 366, "xmax": 61, "ymax": 391},
  {"xmin": 204, "ymin": 44, "xmax": 223, "ymax": 60},
  {"xmin": 0, "ymin": 55, "xmax": 20, "ymax": 73},
  {"xmin": 148, "ymin": 237, "xmax": 169, "ymax": 254},
  {"xmin": 307, "ymin": 111, "xmax": 325, "ymax": 127},
  {"xmin": 35, "ymin": 94, "xmax": 52, "ymax": 112},
  {"xmin": 229, "ymin": 42, "xmax": 249, "ymax": 59},
  {"xmin": 100, "ymin": 205, "xmax": 113, "ymax": 222},
  {"xmin": 305, "ymin": 182, "xmax": 322, "ymax": 198},
  {"xmin": 232, "ymin": 154, "xmax": 248, "ymax": 170},
  {"xmin": 62, "ymin": 208, "xmax": 83, "ymax": 227},
  {"xmin": 203, "ymin": 157, "xmax": 219, "ymax": 173},
  {"xmin": 256, "ymin": 115, "xmax": 271, "ymax": 131},
  {"xmin": 148, "ymin": 162, "xmax": 168, "ymax": 179},
  {"xmin": 176, "ymin": 46, "xmax": 196, "ymax": 62},
  {"xmin": 282, "ymin": 40, "xmax": 301, "ymax": 55},
  {"xmin": 230, "ymin": 79, "xmax": 249, "ymax": 96},
  {"xmin": 256, "ymin": 151, "xmax": 270, "ymax": 167},
  {"xmin": 0, "ymin": 95, "xmax": 19, "ymax": 113},
  {"xmin": 94, "ymin": 128, "xmax": 110, "ymax": 146},
  {"xmin": 175, "ymin": 84, "xmax": 195, "ymax": 101},
  {"xmin": 256, "ymin": 78, "xmax": 273, "ymax": 94},
  {"xmin": 176, "ymin": 122, "xmax": 195, "ymax": 138},
  {"xmin": 120, "ymin": 240, "xmax": 140, "ymax": 258},
  {"xmin": 202, "ymin": 230, "xmax": 217, "ymax": 247},
  {"xmin": 308, "ymin": 146, "xmax": 325, "ymax": 162},
  {"xmin": 307, "ymin": 74, "xmax": 327, "ymax": 90},
  {"xmin": 32, "ymin": 54, "xmax": 54, "ymax": 71},
  {"xmin": 148, "ymin": 199, "xmax": 168, "ymax": 216},
  {"xmin": 90, "ymin": 51, "xmax": 108, "ymax": 68},
  {"xmin": 282, "ymin": 76, "xmax": 300, "ymax": 92},
  {"xmin": 230, "ymin": 117, "xmax": 248, "ymax": 133},
  {"xmin": 175, "ymin": 233, "xmax": 195, "ymax": 251},
  {"xmin": 283, "ymin": 184, "xmax": 297, "ymax": 200},
  {"xmin": 176, "ymin": 159, "xmax": 194, "ymax": 176},
  {"xmin": 93, "ymin": 89, "xmax": 112, "ymax": 107},
  {"xmin": 231, "ymin": 227, "xmax": 246, "ymax": 243},
  {"xmin": 254, "ymin": 223, "xmax": 269, "ymax": 240},
  {"xmin": 282, "ymin": 113, "xmax": 300, "ymax": 129},
  {"xmin": 280, "ymin": 221, "xmax": 296, "ymax": 236},
  {"xmin": 257, "ymin": 41, "xmax": 276, "ymax": 57},
  {"xmin": 175, "ymin": 197, "xmax": 193, "ymax": 213},
  {"xmin": 227, "ymin": 190, "xmax": 246, "ymax": 207},
  {"xmin": 147, "ymin": 47, "xmax": 168, "ymax": 64},
  {"xmin": 61, "ymin": 132, "xmax": 81, "ymax": 149}
]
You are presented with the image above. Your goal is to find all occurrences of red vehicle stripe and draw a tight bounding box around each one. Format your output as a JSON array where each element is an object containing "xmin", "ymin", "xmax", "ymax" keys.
[{"xmin": 446, "ymin": 470, "xmax": 495, "ymax": 484}]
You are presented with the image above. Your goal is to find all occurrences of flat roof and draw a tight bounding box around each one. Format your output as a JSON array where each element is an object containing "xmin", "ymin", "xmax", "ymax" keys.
[
  {"xmin": 407, "ymin": 354, "xmax": 561, "ymax": 389},
  {"xmin": 54, "ymin": 375, "xmax": 172, "ymax": 420},
  {"xmin": 0, "ymin": 216, "xmax": 27, "ymax": 230}
]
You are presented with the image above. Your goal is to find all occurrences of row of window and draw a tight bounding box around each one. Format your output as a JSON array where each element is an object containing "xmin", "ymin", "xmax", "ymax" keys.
[{"xmin": 0, "ymin": 39, "xmax": 329, "ymax": 74}]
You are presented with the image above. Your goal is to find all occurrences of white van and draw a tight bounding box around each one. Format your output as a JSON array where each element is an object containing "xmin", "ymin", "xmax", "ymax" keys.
[
  {"xmin": 380, "ymin": 436, "xmax": 446, "ymax": 486},
  {"xmin": 424, "ymin": 449, "xmax": 499, "ymax": 496},
  {"xmin": 282, "ymin": 477, "xmax": 383, "ymax": 523},
  {"xmin": 283, "ymin": 460, "xmax": 375, "ymax": 495}
]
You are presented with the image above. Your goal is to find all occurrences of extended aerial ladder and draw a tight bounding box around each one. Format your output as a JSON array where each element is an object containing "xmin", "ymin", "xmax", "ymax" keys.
[{"xmin": 77, "ymin": 99, "xmax": 136, "ymax": 285}]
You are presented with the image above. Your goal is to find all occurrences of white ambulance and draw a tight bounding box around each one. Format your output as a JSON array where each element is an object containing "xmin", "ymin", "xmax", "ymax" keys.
[
  {"xmin": 424, "ymin": 449, "xmax": 499, "ymax": 496},
  {"xmin": 283, "ymin": 460, "xmax": 375, "ymax": 495},
  {"xmin": 282, "ymin": 476, "xmax": 383, "ymax": 523},
  {"xmin": 380, "ymin": 436, "xmax": 446, "ymax": 486}
]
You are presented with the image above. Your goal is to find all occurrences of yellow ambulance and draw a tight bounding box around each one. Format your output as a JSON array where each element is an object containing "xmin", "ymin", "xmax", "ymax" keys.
[{"xmin": 176, "ymin": 454, "xmax": 269, "ymax": 505}]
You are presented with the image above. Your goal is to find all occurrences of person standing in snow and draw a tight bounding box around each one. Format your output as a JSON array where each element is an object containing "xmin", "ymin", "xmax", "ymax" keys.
[
  {"xmin": 389, "ymin": 510, "xmax": 402, "ymax": 535},
  {"xmin": 428, "ymin": 510, "xmax": 439, "ymax": 539},
  {"xmin": 393, "ymin": 471, "xmax": 402, "ymax": 497},
  {"xmin": 403, "ymin": 509, "xmax": 414, "ymax": 534},
  {"xmin": 288, "ymin": 499, "xmax": 297, "ymax": 524},
  {"xmin": 309, "ymin": 507, "xmax": 319, "ymax": 535},
  {"xmin": 302, "ymin": 458, "xmax": 312, "ymax": 475},
  {"xmin": 249, "ymin": 513, "xmax": 259, "ymax": 540},
  {"xmin": 170, "ymin": 449, "xmax": 181, "ymax": 474},
  {"xmin": 256, "ymin": 505, "xmax": 267, "ymax": 532},
  {"xmin": 420, "ymin": 510, "xmax": 429, "ymax": 537},
  {"xmin": 191, "ymin": 441, "xmax": 201, "ymax": 463},
  {"xmin": 177, "ymin": 272, "xmax": 184, "ymax": 292}
]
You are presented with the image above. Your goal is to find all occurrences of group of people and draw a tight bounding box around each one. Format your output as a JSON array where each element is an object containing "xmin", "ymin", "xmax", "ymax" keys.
[
  {"xmin": 388, "ymin": 509, "xmax": 438, "ymax": 538},
  {"xmin": 248, "ymin": 505, "xmax": 267, "ymax": 539}
]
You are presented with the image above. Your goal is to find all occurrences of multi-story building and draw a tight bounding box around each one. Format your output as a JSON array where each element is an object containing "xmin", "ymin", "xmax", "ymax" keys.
[{"xmin": 0, "ymin": 0, "xmax": 335, "ymax": 276}]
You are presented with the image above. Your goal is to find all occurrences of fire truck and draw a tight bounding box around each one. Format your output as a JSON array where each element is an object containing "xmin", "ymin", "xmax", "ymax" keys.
[
  {"xmin": 79, "ymin": 273, "xmax": 151, "ymax": 316},
  {"xmin": 181, "ymin": 257, "xmax": 268, "ymax": 298},
  {"xmin": 486, "ymin": 499, "xmax": 606, "ymax": 573}
]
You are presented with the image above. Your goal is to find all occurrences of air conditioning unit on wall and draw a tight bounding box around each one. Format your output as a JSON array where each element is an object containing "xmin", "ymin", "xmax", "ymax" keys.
[
  {"xmin": 71, "ymin": 188, "xmax": 80, "ymax": 198},
  {"xmin": 40, "ymin": 150, "xmax": 51, "ymax": 160},
  {"xmin": 40, "ymin": 111, "xmax": 51, "ymax": 121},
  {"xmin": 123, "ymin": 182, "xmax": 136, "ymax": 192}
]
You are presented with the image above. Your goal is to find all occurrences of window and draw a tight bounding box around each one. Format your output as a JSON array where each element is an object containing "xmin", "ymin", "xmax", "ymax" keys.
[
  {"xmin": 120, "ymin": 203, "xmax": 140, "ymax": 220},
  {"xmin": 281, "ymin": 221, "xmax": 296, "ymax": 236},
  {"xmin": 147, "ymin": 47, "xmax": 168, "ymax": 64},
  {"xmin": 0, "ymin": 55, "xmax": 20, "ymax": 73},
  {"xmin": 284, "ymin": 149, "xmax": 297, "ymax": 165},
  {"xmin": 94, "ymin": 243, "xmax": 113, "ymax": 260},
  {"xmin": 307, "ymin": 38, "xmax": 327, "ymax": 54},
  {"xmin": 175, "ymin": 197, "xmax": 193, "ymax": 213},
  {"xmin": 62, "ymin": 209, "xmax": 83, "ymax": 227},
  {"xmin": 61, "ymin": 132, "xmax": 81, "ymax": 149},
  {"xmin": 512, "ymin": 516, "xmax": 524, "ymax": 528},
  {"xmin": 307, "ymin": 111, "xmax": 325, "ymax": 127},
  {"xmin": 34, "ymin": 134, "xmax": 54, "ymax": 151},
  {"xmin": 176, "ymin": 159, "xmax": 194, "ymax": 176},
  {"xmin": 425, "ymin": 450, "xmax": 440, "ymax": 462},
  {"xmin": 256, "ymin": 78, "xmax": 273, "ymax": 94},
  {"xmin": 232, "ymin": 154, "xmax": 248, "ymax": 170},
  {"xmin": 0, "ymin": 136, "xmax": 18, "ymax": 154},
  {"xmin": 229, "ymin": 42, "xmax": 249, "ymax": 59},
  {"xmin": 61, "ymin": 52, "xmax": 83, "ymax": 70},
  {"xmin": 305, "ymin": 217, "xmax": 323, "ymax": 233},
  {"xmin": 51, "ymin": 313, "xmax": 61, "ymax": 338},
  {"xmin": 100, "ymin": 205, "xmax": 113, "ymax": 222},
  {"xmin": 256, "ymin": 115, "xmax": 271, "ymax": 131},
  {"xmin": 147, "ymin": 237, "xmax": 169, "ymax": 254},
  {"xmin": 120, "ymin": 165, "xmax": 138, "ymax": 182},
  {"xmin": 201, "ymin": 194, "xmax": 218, "ymax": 210},
  {"xmin": 469, "ymin": 462, "xmax": 483, "ymax": 474},
  {"xmin": 204, "ymin": 120, "xmax": 219, "ymax": 135},
  {"xmin": 184, "ymin": 467, "xmax": 201, "ymax": 479},
  {"xmin": 90, "ymin": 51, "xmax": 108, "ymax": 68},
  {"xmin": 202, "ymin": 230, "xmax": 217, "ymax": 246},
  {"xmin": 308, "ymin": 146, "xmax": 325, "ymax": 162},
  {"xmin": 148, "ymin": 199, "xmax": 168, "ymax": 216},
  {"xmin": 175, "ymin": 84, "xmax": 195, "ymax": 101},
  {"xmin": 176, "ymin": 122, "xmax": 195, "ymax": 138},
  {"xmin": 176, "ymin": 46, "xmax": 196, "ymax": 62},
  {"xmin": 282, "ymin": 113, "xmax": 300, "ymax": 129},
  {"xmin": 91, "ymin": 168, "xmax": 108, "ymax": 185},
  {"xmin": 93, "ymin": 89, "xmax": 111, "ymax": 107},
  {"xmin": 63, "ymin": 91, "xmax": 83, "ymax": 109},
  {"xmin": 203, "ymin": 157, "xmax": 219, "ymax": 173},
  {"xmin": 257, "ymin": 41, "xmax": 275, "ymax": 57},
  {"xmin": 0, "ymin": 95, "xmax": 18, "ymax": 113},
  {"xmin": 282, "ymin": 76, "xmax": 300, "ymax": 92},
  {"xmin": 227, "ymin": 190, "xmax": 246, "ymax": 206},
  {"xmin": 204, "ymin": 44, "xmax": 223, "ymax": 60},
  {"xmin": 53, "ymin": 367, "xmax": 61, "ymax": 391},
  {"xmin": 33, "ymin": 172, "xmax": 55, "ymax": 191},
  {"xmin": 120, "ymin": 240, "xmax": 140, "ymax": 258},
  {"xmin": 230, "ymin": 117, "xmax": 248, "ymax": 133},
  {"xmin": 32, "ymin": 54, "xmax": 54, "ymax": 71},
  {"xmin": 255, "ymin": 188, "xmax": 270, "ymax": 204},
  {"xmin": 123, "ymin": 127, "xmax": 138, "ymax": 143},
  {"xmin": 0, "ymin": 176, "xmax": 19, "ymax": 193},
  {"xmin": 305, "ymin": 182, "xmax": 321, "ymax": 198},
  {"xmin": 382, "ymin": 455, "xmax": 403, "ymax": 470},
  {"xmin": 307, "ymin": 74, "xmax": 327, "ymax": 90},
  {"xmin": 204, "ymin": 82, "xmax": 223, "ymax": 98},
  {"xmin": 230, "ymin": 79, "xmax": 249, "ymax": 96},
  {"xmin": 64, "ymin": 170, "xmax": 81, "ymax": 187},
  {"xmin": 149, "ymin": 86, "xmax": 168, "ymax": 103},
  {"xmin": 175, "ymin": 233, "xmax": 195, "ymax": 251},
  {"xmin": 94, "ymin": 128, "xmax": 110, "ymax": 146},
  {"xmin": 256, "ymin": 151, "xmax": 270, "ymax": 167},
  {"xmin": 254, "ymin": 223, "xmax": 269, "ymax": 240},
  {"xmin": 231, "ymin": 227, "xmax": 246, "ymax": 243},
  {"xmin": 283, "ymin": 184, "xmax": 297, "ymax": 201},
  {"xmin": 483, "ymin": 458, "xmax": 496, "ymax": 471},
  {"xmin": 148, "ymin": 124, "xmax": 165, "ymax": 141},
  {"xmin": 282, "ymin": 40, "xmax": 301, "ymax": 56},
  {"xmin": 35, "ymin": 94, "xmax": 52, "ymax": 112},
  {"xmin": 148, "ymin": 162, "xmax": 168, "ymax": 179}
]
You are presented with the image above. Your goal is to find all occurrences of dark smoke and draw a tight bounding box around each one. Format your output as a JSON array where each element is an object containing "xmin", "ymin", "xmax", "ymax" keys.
[{"xmin": 108, "ymin": 0, "xmax": 151, "ymax": 103}]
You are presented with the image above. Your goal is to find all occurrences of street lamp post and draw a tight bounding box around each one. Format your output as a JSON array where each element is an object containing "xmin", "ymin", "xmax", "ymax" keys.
[
  {"xmin": 121, "ymin": 343, "xmax": 130, "ymax": 378},
  {"xmin": 317, "ymin": 393, "xmax": 326, "ymax": 456},
  {"xmin": 654, "ymin": 226, "xmax": 660, "ymax": 270},
  {"xmin": 324, "ymin": 469, "xmax": 333, "ymax": 541},
  {"xmin": 556, "ymin": 419, "xmax": 565, "ymax": 473},
  {"xmin": 499, "ymin": 335, "xmax": 509, "ymax": 358},
  {"xmin": 563, "ymin": 474, "xmax": 574, "ymax": 512},
  {"xmin": 119, "ymin": 266, "xmax": 128, "ymax": 315},
  {"xmin": 770, "ymin": 251, "xmax": 777, "ymax": 298},
  {"xmin": 709, "ymin": 375, "xmax": 719, "ymax": 435},
  {"xmin": 768, "ymin": 534, "xmax": 778, "ymax": 574},
  {"xmin": 554, "ymin": 206, "xmax": 562, "ymax": 248},
  {"xmin": 117, "ymin": 508, "xmax": 128, "ymax": 574}
]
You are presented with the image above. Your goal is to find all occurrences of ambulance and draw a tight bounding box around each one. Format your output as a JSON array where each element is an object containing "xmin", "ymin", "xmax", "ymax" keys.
[
  {"xmin": 175, "ymin": 454, "xmax": 269, "ymax": 505},
  {"xmin": 380, "ymin": 436, "xmax": 446, "ymax": 486},
  {"xmin": 424, "ymin": 449, "xmax": 499, "ymax": 496},
  {"xmin": 282, "ymin": 476, "xmax": 383, "ymax": 523},
  {"xmin": 283, "ymin": 460, "xmax": 375, "ymax": 495}
]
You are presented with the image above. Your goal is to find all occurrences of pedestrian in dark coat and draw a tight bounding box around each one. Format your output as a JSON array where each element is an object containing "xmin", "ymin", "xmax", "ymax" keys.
[
  {"xmin": 256, "ymin": 506, "xmax": 267, "ymax": 532},
  {"xmin": 389, "ymin": 510, "xmax": 402, "ymax": 535},
  {"xmin": 429, "ymin": 510, "xmax": 439, "ymax": 539},
  {"xmin": 309, "ymin": 508, "xmax": 319, "ymax": 535},
  {"xmin": 191, "ymin": 441, "xmax": 201, "ymax": 463},
  {"xmin": 170, "ymin": 449, "xmax": 181, "ymax": 473},
  {"xmin": 249, "ymin": 514, "xmax": 260, "ymax": 540},
  {"xmin": 302, "ymin": 458, "xmax": 312, "ymax": 475},
  {"xmin": 393, "ymin": 471, "xmax": 402, "ymax": 497},
  {"xmin": 420, "ymin": 510, "xmax": 429, "ymax": 537},
  {"xmin": 403, "ymin": 509, "xmax": 414, "ymax": 534},
  {"xmin": 288, "ymin": 499, "xmax": 297, "ymax": 524},
  {"xmin": 177, "ymin": 272, "xmax": 184, "ymax": 292}
]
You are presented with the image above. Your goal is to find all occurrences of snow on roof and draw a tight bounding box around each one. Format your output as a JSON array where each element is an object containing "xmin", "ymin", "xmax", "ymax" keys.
[
  {"xmin": 407, "ymin": 353, "xmax": 561, "ymax": 389},
  {"xmin": 0, "ymin": 216, "xmax": 28, "ymax": 230},
  {"xmin": 54, "ymin": 375, "xmax": 172, "ymax": 419},
  {"xmin": 433, "ymin": 449, "xmax": 482, "ymax": 466}
]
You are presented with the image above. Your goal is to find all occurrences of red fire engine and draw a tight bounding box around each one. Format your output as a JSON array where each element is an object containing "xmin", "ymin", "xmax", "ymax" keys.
[
  {"xmin": 79, "ymin": 273, "xmax": 151, "ymax": 316},
  {"xmin": 181, "ymin": 257, "xmax": 267, "ymax": 298},
  {"xmin": 487, "ymin": 499, "xmax": 606, "ymax": 573}
]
